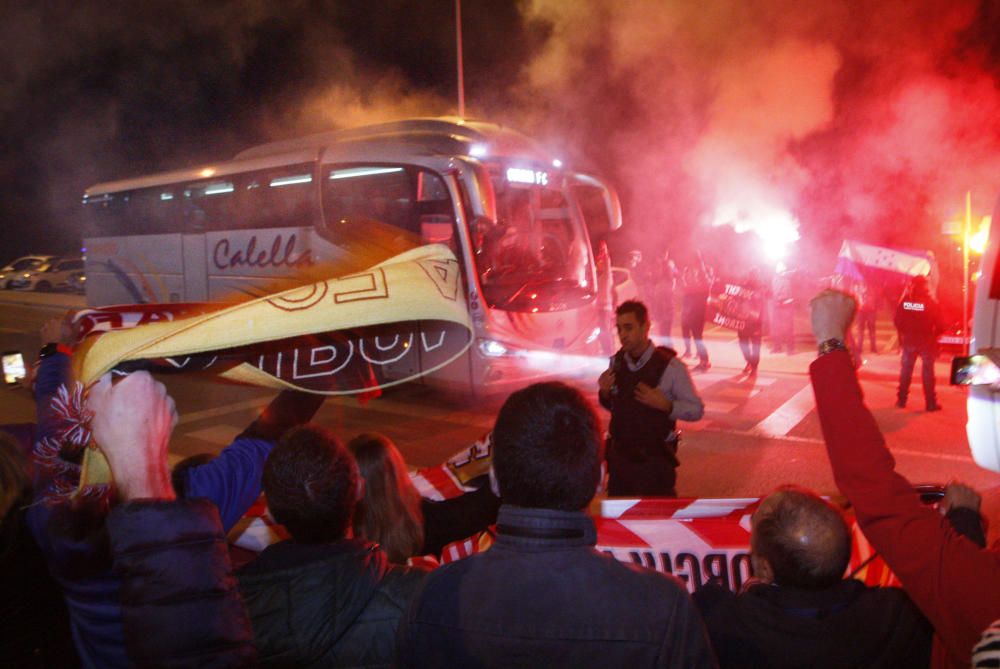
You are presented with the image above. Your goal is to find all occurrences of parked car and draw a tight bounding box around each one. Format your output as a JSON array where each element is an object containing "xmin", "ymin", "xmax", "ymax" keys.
[
  {"xmin": 7, "ymin": 257, "xmax": 84, "ymax": 292},
  {"xmin": 59, "ymin": 270, "xmax": 86, "ymax": 294},
  {"xmin": 0, "ymin": 255, "xmax": 56, "ymax": 289}
]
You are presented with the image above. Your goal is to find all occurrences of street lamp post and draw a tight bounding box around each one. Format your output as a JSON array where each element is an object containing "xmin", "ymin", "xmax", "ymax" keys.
[
  {"xmin": 456, "ymin": 0, "xmax": 465, "ymax": 118},
  {"xmin": 964, "ymin": 191, "xmax": 971, "ymax": 356}
]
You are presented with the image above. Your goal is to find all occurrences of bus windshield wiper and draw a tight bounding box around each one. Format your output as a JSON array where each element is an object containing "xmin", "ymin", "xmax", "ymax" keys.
[{"xmin": 499, "ymin": 276, "xmax": 577, "ymax": 308}]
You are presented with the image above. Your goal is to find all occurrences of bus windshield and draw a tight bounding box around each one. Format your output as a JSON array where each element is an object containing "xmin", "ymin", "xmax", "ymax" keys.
[{"xmin": 476, "ymin": 175, "xmax": 593, "ymax": 312}]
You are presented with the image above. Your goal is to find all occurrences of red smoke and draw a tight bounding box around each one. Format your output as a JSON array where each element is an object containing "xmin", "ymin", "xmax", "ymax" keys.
[{"xmin": 499, "ymin": 0, "xmax": 1000, "ymax": 276}]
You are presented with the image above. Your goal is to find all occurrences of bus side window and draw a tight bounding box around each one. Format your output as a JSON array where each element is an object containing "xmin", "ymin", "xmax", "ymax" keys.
[
  {"xmin": 132, "ymin": 188, "xmax": 178, "ymax": 234},
  {"xmin": 323, "ymin": 164, "xmax": 414, "ymax": 233},
  {"xmin": 85, "ymin": 187, "xmax": 178, "ymax": 236},
  {"xmin": 85, "ymin": 195, "xmax": 128, "ymax": 236},
  {"xmin": 236, "ymin": 166, "xmax": 317, "ymax": 230},
  {"xmin": 416, "ymin": 171, "xmax": 455, "ymax": 247},
  {"xmin": 183, "ymin": 180, "xmax": 235, "ymax": 233}
]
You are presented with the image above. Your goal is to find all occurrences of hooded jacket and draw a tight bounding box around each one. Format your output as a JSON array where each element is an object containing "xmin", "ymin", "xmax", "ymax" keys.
[{"xmin": 238, "ymin": 538, "xmax": 427, "ymax": 668}]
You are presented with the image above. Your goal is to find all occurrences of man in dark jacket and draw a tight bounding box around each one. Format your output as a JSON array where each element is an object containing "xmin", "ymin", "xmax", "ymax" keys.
[
  {"xmin": 396, "ymin": 382, "xmax": 716, "ymax": 668},
  {"xmin": 238, "ymin": 424, "xmax": 427, "ymax": 668},
  {"xmin": 27, "ymin": 316, "xmax": 323, "ymax": 669},
  {"xmin": 598, "ymin": 300, "xmax": 704, "ymax": 496},
  {"xmin": 893, "ymin": 274, "xmax": 942, "ymax": 411},
  {"xmin": 694, "ymin": 486, "xmax": 932, "ymax": 668},
  {"xmin": 88, "ymin": 372, "xmax": 257, "ymax": 669}
]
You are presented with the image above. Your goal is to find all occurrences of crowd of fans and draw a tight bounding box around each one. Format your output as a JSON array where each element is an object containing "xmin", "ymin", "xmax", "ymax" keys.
[{"xmin": 2, "ymin": 290, "xmax": 999, "ymax": 668}]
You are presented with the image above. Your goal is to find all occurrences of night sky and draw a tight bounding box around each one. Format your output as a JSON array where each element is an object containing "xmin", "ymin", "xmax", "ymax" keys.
[{"xmin": 3, "ymin": 0, "xmax": 1000, "ymax": 279}]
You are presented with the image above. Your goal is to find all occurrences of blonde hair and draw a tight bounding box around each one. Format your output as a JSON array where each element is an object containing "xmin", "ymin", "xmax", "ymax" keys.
[{"xmin": 347, "ymin": 433, "xmax": 424, "ymax": 563}]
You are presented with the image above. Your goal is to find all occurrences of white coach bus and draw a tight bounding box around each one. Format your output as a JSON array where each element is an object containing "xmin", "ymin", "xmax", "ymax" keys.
[
  {"xmin": 81, "ymin": 117, "xmax": 621, "ymax": 391},
  {"xmin": 952, "ymin": 193, "xmax": 1000, "ymax": 472}
]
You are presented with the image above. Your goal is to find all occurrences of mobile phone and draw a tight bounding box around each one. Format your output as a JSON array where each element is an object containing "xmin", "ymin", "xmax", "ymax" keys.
[
  {"xmin": 2, "ymin": 351, "xmax": 26, "ymax": 385},
  {"xmin": 951, "ymin": 355, "xmax": 1000, "ymax": 386}
]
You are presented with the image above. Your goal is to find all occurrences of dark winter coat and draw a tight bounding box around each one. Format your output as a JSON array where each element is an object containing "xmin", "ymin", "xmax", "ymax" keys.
[
  {"xmin": 108, "ymin": 499, "xmax": 257, "ymax": 669},
  {"xmin": 396, "ymin": 505, "xmax": 717, "ymax": 668},
  {"xmin": 238, "ymin": 538, "xmax": 427, "ymax": 668},
  {"xmin": 694, "ymin": 579, "xmax": 931, "ymax": 668}
]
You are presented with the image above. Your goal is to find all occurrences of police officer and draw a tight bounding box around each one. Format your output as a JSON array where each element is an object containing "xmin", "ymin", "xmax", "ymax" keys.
[
  {"xmin": 597, "ymin": 300, "xmax": 705, "ymax": 496},
  {"xmin": 893, "ymin": 275, "xmax": 942, "ymax": 411}
]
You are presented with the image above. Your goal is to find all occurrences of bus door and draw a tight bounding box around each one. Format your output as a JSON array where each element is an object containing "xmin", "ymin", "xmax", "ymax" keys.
[
  {"xmin": 319, "ymin": 162, "xmax": 471, "ymax": 391},
  {"xmin": 181, "ymin": 234, "xmax": 208, "ymax": 302},
  {"xmin": 416, "ymin": 167, "xmax": 476, "ymax": 392},
  {"xmin": 183, "ymin": 178, "xmax": 236, "ymax": 302}
]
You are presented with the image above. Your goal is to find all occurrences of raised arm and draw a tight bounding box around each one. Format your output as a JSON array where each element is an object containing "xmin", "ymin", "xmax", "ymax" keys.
[
  {"xmin": 809, "ymin": 289, "xmax": 1000, "ymax": 665},
  {"xmin": 181, "ymin": 390, "xmax": 325, "ymax": 530},
  {"xmin": 88, "ymin": 371, "xmax": 256, "ymax": 668}
]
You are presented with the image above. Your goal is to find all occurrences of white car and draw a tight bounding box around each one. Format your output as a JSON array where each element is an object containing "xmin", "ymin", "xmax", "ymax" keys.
[
  {"xmin": 59, "ymin": 270, "xmax": 87, "ymax": 294},
  {"xmin": 0, "ymin": 255, "xmax": 56, "ymax": 289},
  {"xmin": 6, "ymin": 257, "xmax": 85, "ymax": 292}
]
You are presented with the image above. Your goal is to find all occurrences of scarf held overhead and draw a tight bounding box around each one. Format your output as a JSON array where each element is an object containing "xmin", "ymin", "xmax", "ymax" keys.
[{"xmin": 69, "ymin": 244, "xmax": 472, "ymax": 485}]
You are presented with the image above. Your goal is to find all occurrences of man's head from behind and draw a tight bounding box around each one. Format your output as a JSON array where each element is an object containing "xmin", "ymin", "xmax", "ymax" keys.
[
  {"xmin": 492, "ymin": 382, "xmax": 604, "ymax": 511},
  {"xmin": 750, "ymin": 486, "xmax": 851, "ymax": 589},
  {"xmin": 264, "ymin": 424, "xmax": 359, "ymax": 543}
]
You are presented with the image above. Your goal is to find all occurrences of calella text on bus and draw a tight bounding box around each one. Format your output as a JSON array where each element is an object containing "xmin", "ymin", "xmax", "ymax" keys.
[{"xmin": 212, "ymin": 233, "xmax": 313, "ymax": 271}]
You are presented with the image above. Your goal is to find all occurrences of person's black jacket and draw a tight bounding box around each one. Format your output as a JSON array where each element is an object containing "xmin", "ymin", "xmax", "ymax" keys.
[
  {"xmin": 694, "ymin": 579, "xmax": 931, "ymax": 668},
  {"xmin": 396, "ymin": 505, "xmax": 716, "ymax": 668},
  {"xmin": 108, "ymin": 499, "xmax": 257, "ymax": 669},
  {"xmin": 420, "ymin": 475, "xmax": 500, "ymax": 557},
  {"xmin": 0, "ymin": 500, "xmax": 79, "ymax": 668},
  {"xmin": 238, "ymin": 538, "xmax": 428, "ymax": 668}
]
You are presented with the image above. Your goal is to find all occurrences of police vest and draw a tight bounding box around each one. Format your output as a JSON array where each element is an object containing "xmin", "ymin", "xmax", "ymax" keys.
[
  {"xmin": 607, "ymin": 346, "xmax": 677, "ymax": 460},
  {"xmin": 895, "ymin": 297, "xmax": 938, "ymax": 348}
]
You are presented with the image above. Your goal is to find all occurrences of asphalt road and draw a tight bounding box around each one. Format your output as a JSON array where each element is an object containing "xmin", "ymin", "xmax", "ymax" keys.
[{"xmin": 1, "ymin": 290, "xmax": 996, "ymax": 505}]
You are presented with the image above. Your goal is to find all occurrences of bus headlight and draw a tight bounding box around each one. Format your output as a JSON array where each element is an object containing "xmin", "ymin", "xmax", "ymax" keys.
[
  {"xmin": 478, "ymin": 339, "xmax": 511, "ymax": 357},
  {"xmin": 477, "ymin": 338, "xmax": 529, "ymax": 358}
]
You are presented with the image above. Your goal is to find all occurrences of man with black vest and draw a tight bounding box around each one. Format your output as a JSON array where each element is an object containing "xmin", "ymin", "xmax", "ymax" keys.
[{"xmin": 598, "ymin": 300, "xmax": 705, "ymax": 496}]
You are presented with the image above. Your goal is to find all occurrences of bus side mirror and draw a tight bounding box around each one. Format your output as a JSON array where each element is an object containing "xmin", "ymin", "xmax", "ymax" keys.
[{"xmin": 570, "ymin": 173, "xmax": 622, "ymax": 236}]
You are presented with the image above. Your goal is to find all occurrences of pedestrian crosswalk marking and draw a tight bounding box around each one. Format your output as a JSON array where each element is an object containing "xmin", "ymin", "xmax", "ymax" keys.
[
  {"xmin": 178, "ymin": 396, "xmax": 272, "ymax": 426},
  {"xmin": 187, "ymin": 424, "xmax": 240, "ymax": 446},
  {"xmin": 747, "ymin": 384, "xmax": 815, "ymax": 438}
]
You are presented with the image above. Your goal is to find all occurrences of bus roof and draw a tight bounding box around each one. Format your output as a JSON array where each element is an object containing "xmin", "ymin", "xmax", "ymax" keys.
[
  {"xmin": 84, "ymin": 117, "xmax": 552, "ymax": 198},
  {"xmin": 83, "ymin": 148, "xmax": 320, "ymax": 199},
  {"xmin": 234, "ymin": 117, "xmax": 548, "ymax": 162}
]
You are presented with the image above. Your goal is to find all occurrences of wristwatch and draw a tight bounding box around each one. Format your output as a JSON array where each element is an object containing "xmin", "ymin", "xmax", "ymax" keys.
[
  {"xmin": 817, "ymin": 338, "xmax": 848, "ymax": 356},
  {"xmin": 38, "ymin": 342, "xmax": 60, "ymax": 359}
]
